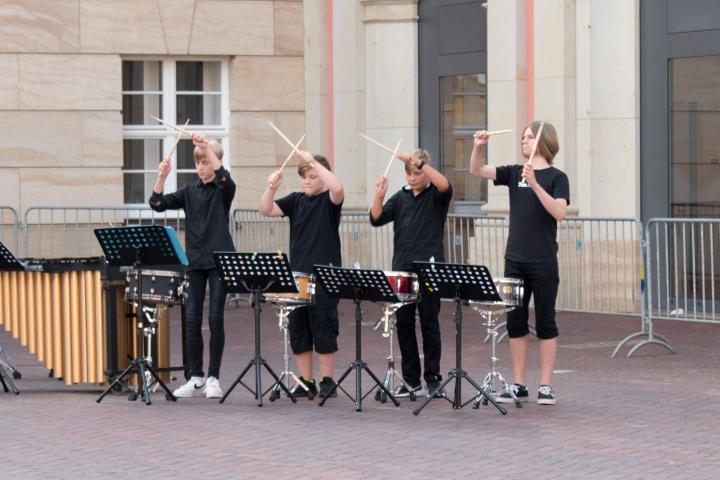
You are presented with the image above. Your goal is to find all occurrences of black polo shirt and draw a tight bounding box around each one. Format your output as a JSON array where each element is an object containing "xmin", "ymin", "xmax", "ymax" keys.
[
  {"xmin": 494, "ymin": 164, "xmax": 570, "ymax": 263},
  {"xmin": 149, "ymin": 166, "xmax": 236, "ymax": 271},
  {"xmin": 275, "ymin": 190, "xmax": 342, "ymax": 273},
  {"xmin": 369, "ymin": 183, "xmax": 453, "ymax": 271}
]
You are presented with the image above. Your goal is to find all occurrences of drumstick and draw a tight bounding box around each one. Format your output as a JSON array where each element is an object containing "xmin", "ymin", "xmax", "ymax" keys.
[
  {"xmin": 358, "ymin": 132, "xmax": 400, "ymax": 156},
  {"xmin": 522, "ymin": 121, "xmax": 545, "ymax": 182},
  {"xmin": 268, "ymin": 121, "xmax": 303, "ymax": 156},
  {"xmin": 150, "ymin": 115, "xmax": 192, "ymax": 137},
  {"xmin": 279, "ymin": 134, "xmax": 305, "ymax": 171},
  {"xmin": 167, "ymin": 118, "xmax": 191, "ymax": 157},
  {"xmin": 382, "ymin": 139, "xmax": 402, "ymax": 177},
  {"xmin": 486, "ymin": 129, "xmax": 515, "ymax": 136}
]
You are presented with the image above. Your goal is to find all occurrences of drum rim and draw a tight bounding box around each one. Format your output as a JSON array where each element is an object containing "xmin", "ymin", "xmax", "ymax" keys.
[
  {"xmin": 383, "ymin": 270, "xmax": 418, "ymax": 278},
  {"xmin": 127, "ymin": 269, "xmax": 186, "ymax": 278}
]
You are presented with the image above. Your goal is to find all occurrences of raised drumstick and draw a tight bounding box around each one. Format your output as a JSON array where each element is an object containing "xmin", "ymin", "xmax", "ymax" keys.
[
  {"xmin": 522, "ymin": 121, "xmax": 545, "ymax": 183},
  {"xmin": 269, "ymin": 121, "xmax": 303, "ymax": 156},
  {"xmin": 358, "ymin": 132, "xmax": 400, "ymax": 156},
  {"xmin": 279, "ymin": 134, "xmax": 306, "ymax": 171},
  {"xmin": 167, "ymin": 118, "xmax": 191, "ymax": 157},
  {"xmin": 382, "ymin": 139, "xmax": 403, "ymax": 177},
  {"xmin": 150, "ymin": 115, "xmax": 193, "ymax": 137},
  {"xmin": 486, "ymin": 129, "xmax": 515, "ymax": 136}
]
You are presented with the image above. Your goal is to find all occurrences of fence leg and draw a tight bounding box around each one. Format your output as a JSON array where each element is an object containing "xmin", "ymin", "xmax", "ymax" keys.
[{"xmin": 612, "ymin": 315, "xmax": 675, "ymax": 357}]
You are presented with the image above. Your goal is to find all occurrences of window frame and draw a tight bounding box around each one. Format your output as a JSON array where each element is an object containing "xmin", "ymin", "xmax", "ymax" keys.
[{"xmin": 121, "ymin": 57, "xmax": 230, "ymax": 208}]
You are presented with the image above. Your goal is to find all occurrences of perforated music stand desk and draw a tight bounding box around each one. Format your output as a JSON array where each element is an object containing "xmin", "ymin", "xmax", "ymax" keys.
[
  {"xmin": 411, "ymin": 261, "xmax": 507, "ymax": 416},
  {"xmin": 313, "ymin": 265, "xmax": 400, "ymax": 411},
  {"xmin": 213, "ymin": 252, "xmax": 296, "ymax": 406},
  {"xmin": 94, "ymin": 226, "xmax": 187, "ymax": 405},
  {"xmin": 0, "ymin": 241, "xmax": 22, "ymax": 394}
]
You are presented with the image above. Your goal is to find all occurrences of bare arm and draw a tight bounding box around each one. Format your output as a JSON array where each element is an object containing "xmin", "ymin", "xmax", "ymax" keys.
[
  {"xmin": 370, "ymin": 175, "xmax": 388, "ymax": 221},
  {"xmin": 396, "ymin": 152, "xmax": 450, "ymax": 192},
  {"xmin": 259, "ymin": 169, "xmax": 285, "ymax": 217},
  {"xmin": 469, "ymin": 130, "xmax": 497, "ymax": 180},
  {"xmin": 153, "ymin": 156, "xmax": 171, "ymax": 194},
  {"xmin": 298, "ymin": 151, "xmax": 344, "ymax": 205},
  {"xmin": 523, "ymin": 164, "xmax": 568, "ymax": 221}
]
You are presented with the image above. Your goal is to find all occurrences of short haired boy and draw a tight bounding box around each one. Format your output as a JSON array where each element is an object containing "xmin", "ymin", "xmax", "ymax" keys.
[
  {"xmin": 149, "ymin": 134, "xmax": 236, "ymax": 399},
  {"xmin": 369, "ymin": 149, "xmax": 453, "ymax": 398},
  {"xmin": 259, "ymin": 152, "xmax": 344, "ymax": 399}
]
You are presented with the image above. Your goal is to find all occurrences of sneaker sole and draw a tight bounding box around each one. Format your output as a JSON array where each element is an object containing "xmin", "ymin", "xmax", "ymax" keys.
[
  {"xmin": 537, "ymin": 398, "xmax": 556, "ymax": 405},
  {"xmin": 496, "ymin": 396, "xmax": 528, "ymax": 404},
  {"xmin": 173, "ymin": 390, "xmax": 205, "ymax": 398}
]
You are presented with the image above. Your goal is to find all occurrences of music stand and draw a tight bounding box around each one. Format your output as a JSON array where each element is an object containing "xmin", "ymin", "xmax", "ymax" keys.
[
  {"xmin": 213, "ymin": 252, "xmax": 296, "ymax": 407},
  {"xmin": 313, "ymin": 266, "xmax": 400, "ymax": 411},
  {"xmin": 411, "ymin": 262, "xmax": 507, "ymax": 416},
  {"xmin": 0, "ymin": 241, "xmax": 23, "ymax": 394},
  {"xmin": 94, "ymin": 226, "xmax": 187, "ymax": 405}
]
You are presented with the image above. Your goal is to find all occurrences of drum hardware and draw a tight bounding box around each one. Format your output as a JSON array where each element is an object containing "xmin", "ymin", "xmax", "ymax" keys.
[
  {"xmin": 469, "ymin": 277, "xmax": 525, "ymax": 409},
  {"xmin": 0, "ymin": 346, "xmax": 20, "ymax": 395}
]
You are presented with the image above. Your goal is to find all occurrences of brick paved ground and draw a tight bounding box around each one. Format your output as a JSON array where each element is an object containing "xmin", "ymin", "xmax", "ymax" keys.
[{"xmin": 1, "ymin": 298, "xmax": 719, "ymax": 479}]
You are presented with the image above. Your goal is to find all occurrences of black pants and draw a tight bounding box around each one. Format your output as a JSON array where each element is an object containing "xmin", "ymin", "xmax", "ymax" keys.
[
  {"xmin": 185, "ymin": 268, "xmax": 226, "ymax": 379},
  {"xmin": 394, "ymin": 293, "xmax": 442, "ymax": 387},
  {"xmin": 504, "ymin": 260, "xmax": 559, "ymax": 340}
]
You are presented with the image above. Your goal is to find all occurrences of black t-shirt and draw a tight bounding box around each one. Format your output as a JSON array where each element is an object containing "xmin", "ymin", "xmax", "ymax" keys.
[
  {"xmin": 494, "ymin": 164, "xmax": 570, "ymax": 263},
  {"xmin": 149, "ymin": 166, "xmax": 236, "ymax": 271},
  {"xmin": 275, "ymin": 190, "xmax": 342, "ymax": 273},
  {"xmin": 369, "ymin": 183, "xmax": 453, "ymax": 271}
]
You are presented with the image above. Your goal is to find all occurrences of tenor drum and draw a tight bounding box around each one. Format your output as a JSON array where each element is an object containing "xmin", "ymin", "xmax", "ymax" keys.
[
  {"xmin": 125, "ymin": 269, "xmax": 186, "ymax": 305},
  {"xmin": 469, "ymin": 277, "xmax": 524, "ymax": 313},
  {"xmin": 384, "ymin": 271, "xmax": 419, "ymax": 303},
  {"xmin": 264, "ymin": 272, "xmax": 315, "ymax": 305}
]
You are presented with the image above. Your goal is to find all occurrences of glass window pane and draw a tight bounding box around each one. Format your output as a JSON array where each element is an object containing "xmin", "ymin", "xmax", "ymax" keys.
[
  {"xmin": 177, "ymin": 61, "xmax": 221, "ymax": 91},
  {"xmin": 122, "ymin": 94, "xmax": 162, "ymax": 125},
  {"xmin": 670, "ymin": 56, "xmax": 720, "ymax": 217},
  {"xmin": 177, "ymin": 94, "xmax": 221, "ymax": 125},
  {"xmin": 123, "ymin": 173, "xmax": 155, "ymax": 204},
  {"xmin": 122, "ymin": 60, "xmax": 161, "ymax": 91},
  {"xmin": 177, "ymin": 139, "xmax": 196, "ymax": 170},
  {"xmin": 123, "ymin": 139, "xmax": 162, "ymax": 170},
  {"xmin": 440, "ymin": 74, "xmax": 487, "ymax": 205}
]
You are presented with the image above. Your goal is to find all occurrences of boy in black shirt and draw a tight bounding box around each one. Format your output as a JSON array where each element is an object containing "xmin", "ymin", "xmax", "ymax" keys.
[
  {"xmin": 470, "ymin": 121, "xmax": 569, "ymax": 405},
  {"xmin": 259, "ymin": 151, "xmax": 344, "ymax": 399},
  {"xmin": 149, "ymin": 133, "xmax": 236, "ymax": 399},
  {"xmin": 369, "ymin": 149, "xmax": 453, "ymax": 398}
]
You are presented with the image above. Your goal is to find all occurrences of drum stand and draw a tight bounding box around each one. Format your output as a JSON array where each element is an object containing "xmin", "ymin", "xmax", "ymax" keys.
[
  {"xmin": 472, "ymin": 307, "xmax": 522, "ymax": 409},
  {"xmin": 0, "ymin": 346, "xmax": 20, "ymax": 395},
  {"xmin": 268, "ymin": 304, "xmax": 313, "ymax": 401},
  {"xmin": 373, "ymin": 303, "xmax": 417, "ymax": 402}
]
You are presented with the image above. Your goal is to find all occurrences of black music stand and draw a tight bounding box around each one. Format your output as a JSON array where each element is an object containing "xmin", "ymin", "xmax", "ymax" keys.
[
  {"xmin": 0, "ymin": 241, "xmax": 22, "ymax": 394},
  {"xmin": 411, "ymin": 262, "xmax": 507, "ymax": 416},
  {"xmin": 214, "ymin": 252, "xmax": 296, "ymax": 407},
  {"xmin": 94, "ymin": 226, "xmax": 186, "ymax": 405},
  {"xmin": 313, "ymin": 266, "xmax": 400, "ymax": 411}
]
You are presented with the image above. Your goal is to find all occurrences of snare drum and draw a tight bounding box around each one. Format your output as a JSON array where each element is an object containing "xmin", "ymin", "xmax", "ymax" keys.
[
  {"xmin": 125, "ymin": 269, "xmax": 187, "ymax": 305},
  {"xmin": 264, "ymin": 272, "xmax": 315, "ymax": 305},
  {"xmin": 468, "ymin": 277, "xmax": 524, "ymax": 313},
  {"xmin": 384, "ymin": 271, "xmax": 419, "ymax": 303}
]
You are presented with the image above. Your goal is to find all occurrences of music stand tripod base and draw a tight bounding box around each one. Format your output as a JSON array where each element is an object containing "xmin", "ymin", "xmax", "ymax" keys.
[
  {"xmin": 214, "ymin": 252, "xmax": 297, "ymax": 407},
  {"xmin": 313, "ymin": 265, "xmax": 400, "ymax": 412},
  {"xmin": 411, "ymin": 261, "xmax": 507, "ymax": 416}
]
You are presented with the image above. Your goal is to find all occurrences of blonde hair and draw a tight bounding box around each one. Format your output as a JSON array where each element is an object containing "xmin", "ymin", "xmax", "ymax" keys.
[
  {"xmin": 404, "ymin": 149, "xmax": 432, "ymax": 173},
  {"xmin": 524, "ymin": 121, "xmax": 559, "ymax": 164},
  {"xmin": 298, "ymin": 154, "xmax": 330, "ymax": 177},
  {"xmin": 193, "ymin": 139, "xmax": 224, "ymax": 163}
]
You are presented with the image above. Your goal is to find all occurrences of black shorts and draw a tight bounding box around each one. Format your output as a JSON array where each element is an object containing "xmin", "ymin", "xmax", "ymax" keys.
[
  {"xmin": 504, "ymin": 260, "xmax": 559, "ymax": 340},
  {"xmin": 288, "ymin": 285, "xmax": 339, "ymax": 354}
]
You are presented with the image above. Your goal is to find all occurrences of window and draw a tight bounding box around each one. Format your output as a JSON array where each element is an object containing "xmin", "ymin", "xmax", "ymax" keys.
[
  {"xmin": 121, "ymin": 59, "xmax": 229, "ymax": 206},
  {"xmin": 440, "ymin": 74, "xmax": 487, "ymax": 210}
]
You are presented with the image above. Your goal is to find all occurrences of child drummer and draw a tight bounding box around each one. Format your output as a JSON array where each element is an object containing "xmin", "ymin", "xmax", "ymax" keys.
[
  {"xmin": 369, "ymin": 149, "xmax": 453, "ymax": 398},
  {"xmin": 259, "ymin": 151, "xmax": 344, "ymax": 399}
]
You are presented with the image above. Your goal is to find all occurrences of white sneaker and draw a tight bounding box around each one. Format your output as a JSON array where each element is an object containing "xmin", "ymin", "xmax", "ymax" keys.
[
  {"xmin": 173, "ymin": 376, "xmax": 205, "ymax": 398},
  {"xmin": 204, "ymin": 376, "xmax": 223, "ymax": 399}
]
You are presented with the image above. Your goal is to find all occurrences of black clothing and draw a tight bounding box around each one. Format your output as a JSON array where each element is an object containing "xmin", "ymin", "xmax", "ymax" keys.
[
  {"xmin": 494, "ymin": 165, "xmax": 569, "ymax": 263},
  {"xmin": 185, "ymin": 268, "xmax": 226, "ymax": 378},
  {"xmin": 504, "ymin": 260, "xmax": 559, "ymax": 339},
  {"xmin": 369, "ymin": 183, "xmax": 453, "ymax": 270},
  {"xmin": 149, "ymin": 166, "xmax": 236, "ymax": 271},
  {"xmin": 275, "ymin": 190, "xmax": 342, "ymax": 273},
  {"xmin": 394, "ymin": 293, "xmax": 442, "ymax": 386},
  {"xmin": 288, "ymin": 286, "xmax": 340, "ymax": 354}
]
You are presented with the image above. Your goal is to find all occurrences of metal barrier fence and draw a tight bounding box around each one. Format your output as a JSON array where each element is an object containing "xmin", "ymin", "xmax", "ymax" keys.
[
  {"xmin": 0, "ymin": 206, "xmax": 19, "ymax": 254},
  {"xmin": 23, "ymin": 207, "xmax": 188, "ymax": 258}
]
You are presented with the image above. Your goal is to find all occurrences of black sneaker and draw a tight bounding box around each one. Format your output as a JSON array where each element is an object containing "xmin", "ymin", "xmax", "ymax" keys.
[
  {"xmin": 497, "ymin": 383, "xmax": 529, "ymax": 403},
  {"xmin": 291, "ymin": 377, "xmax": 317, "ymax": 398},
  {"xmin": 393, "ymin": 384, "xmax": 423, "ymax": 398},
  {"xmin": 426, "ymin": 381, "xmax": 445, "ymax": 399},
  {"xmin": 537, "ymin": 384, "xmax": 556, "ymax": 405},
  {"xmin": 318, "ymin": 377, "xmax": 338, "ymax": 398}
]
